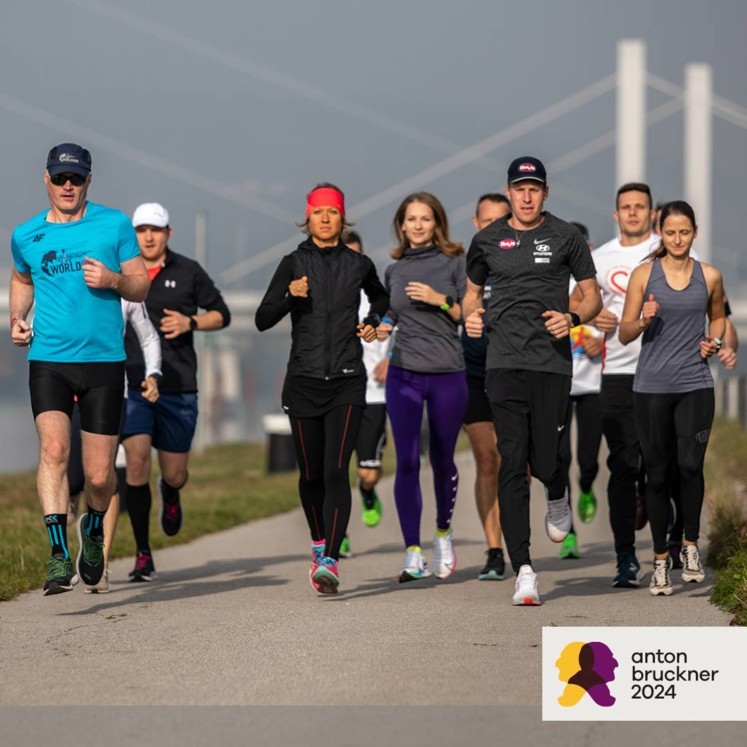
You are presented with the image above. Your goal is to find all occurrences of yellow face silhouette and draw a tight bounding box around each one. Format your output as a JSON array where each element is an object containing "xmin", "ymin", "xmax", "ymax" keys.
[{"xmin": 556, "ymin": 642, "xmax": 584, "ymax": 682}]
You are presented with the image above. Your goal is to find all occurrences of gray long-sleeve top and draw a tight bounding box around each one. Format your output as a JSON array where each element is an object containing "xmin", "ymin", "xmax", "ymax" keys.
[{"xmin": 384, "ymin": 246, "xmax": 466, "ymax": 373}]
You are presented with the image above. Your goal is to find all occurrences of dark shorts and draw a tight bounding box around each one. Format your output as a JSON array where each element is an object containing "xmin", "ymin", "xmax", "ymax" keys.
[
  {"xmin": 464, "ymin": 374, "xmax": 492, "ymax": 425},
  {"xmin": 122, "ymin": 390, "xmax": 198, "ymax": 453},
  {"xmin": 355, "ymin": 403, "xmax": 387, "ymax": 469},
  {"xmin": 29, "ymin": 361, "xmax": 125, "ymax": 436}
]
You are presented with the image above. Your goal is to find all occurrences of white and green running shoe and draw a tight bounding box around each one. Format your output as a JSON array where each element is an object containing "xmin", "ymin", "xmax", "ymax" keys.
[{"xmin": 399, "ymin": 546, "xmax": 432, "ymax": 583}]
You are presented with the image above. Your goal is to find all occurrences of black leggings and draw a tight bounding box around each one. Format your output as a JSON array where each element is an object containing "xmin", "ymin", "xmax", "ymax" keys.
[
  {"xmin": 289, "ymin": 405, "xmax": 364, "ymax": 560},
  {"xmin": 632, "ymin": 389, "xmax": 714, "ymax": 555},
  {"xmin": 570, "ymin": 393, "xmax": 602, "ymax": 494}
]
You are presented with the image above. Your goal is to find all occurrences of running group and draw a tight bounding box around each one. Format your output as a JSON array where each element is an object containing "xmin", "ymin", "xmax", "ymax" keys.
[{"xmin": 10, "ymin": 143, "xmax": 736, "ymax": 606}]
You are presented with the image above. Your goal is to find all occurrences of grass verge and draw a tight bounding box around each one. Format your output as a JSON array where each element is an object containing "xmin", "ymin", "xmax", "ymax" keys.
[{"xmin": 704, "ymin": 417, "xmax": 747, "ymax": 625}]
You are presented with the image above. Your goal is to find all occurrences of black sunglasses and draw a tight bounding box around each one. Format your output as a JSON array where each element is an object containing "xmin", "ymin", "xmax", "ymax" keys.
[{"xmin": 49, "ymin": 173, "xmax": 87, "ymax": 187}]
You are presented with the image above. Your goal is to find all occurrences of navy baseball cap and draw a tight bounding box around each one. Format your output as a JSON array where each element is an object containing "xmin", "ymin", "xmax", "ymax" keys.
[
  {"xmin": 46, "ymin": 143, "xmax": 92, "ymax": 177},
  {"xmin": 507, "ymin": 156, "xmax": 547, "ymax": 185}
]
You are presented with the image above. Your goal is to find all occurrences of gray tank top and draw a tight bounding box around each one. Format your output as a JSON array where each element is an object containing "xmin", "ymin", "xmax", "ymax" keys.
[{"xmin": 633, "ymin": 258, "xmax": 713, "ymax": 394}]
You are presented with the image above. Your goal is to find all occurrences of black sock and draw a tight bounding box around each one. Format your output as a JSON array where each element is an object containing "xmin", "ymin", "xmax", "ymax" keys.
[
  {"xmin": 160, "ymin": 476, "xmax": 183, "ymax": 504},
  {"xmin": 126, "ymin": 482, "xmax": 152, "ymax": 552},
  {"xmin": 85, "ymin": 506, "xmax": 107, "ymax": 540},
  {"xmin": 488, "ymin": 547, "xmax": 503, "ymax": 557},
  {"xmin": 44, "ymin": 514, "xmax": 70, "ymax": 558},
  {"xmin": 359, "ymin": 480, "xmax": 376, "ymax": 506}
]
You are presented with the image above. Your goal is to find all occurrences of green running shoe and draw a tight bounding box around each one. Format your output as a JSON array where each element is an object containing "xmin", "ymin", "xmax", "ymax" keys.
[
  {"xmin": 577, "ymin": 487, "xmax": 597, "ymax": 524},
  {"xmin": 339, "ymin": 535, "xmax": 353, "ymax": 558},
  {"xmin": 76, "ymin": 513, "xmax": 105, "ymax": 586},
  {"xmin": 558, "ymin": 531, "xmax": 580, "ymax": 559},
  {"xmin": 43, "ymin": 554, "xmax": 75, "ymax": 596},
  {"xmin": 361, "ymin": 488, "xmax": 382, "ymax": 527}
]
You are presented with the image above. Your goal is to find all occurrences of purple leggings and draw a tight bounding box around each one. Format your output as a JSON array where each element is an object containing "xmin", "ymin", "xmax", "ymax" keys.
[{"xmin": 386, "ymin": 365, "xmax": 468, "ymax": 548}]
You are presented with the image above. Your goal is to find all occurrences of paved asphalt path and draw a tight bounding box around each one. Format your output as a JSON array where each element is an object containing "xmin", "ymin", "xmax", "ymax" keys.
[{"xmin": 1, "ymin": 449, "xmax": 738, "ymax": 745}]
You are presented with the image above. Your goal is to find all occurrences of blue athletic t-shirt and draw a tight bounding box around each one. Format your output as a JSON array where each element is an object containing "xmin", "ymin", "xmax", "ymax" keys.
[{"xmin": 11, "ymin": 201, "xmax": 141, "ymax": 362}]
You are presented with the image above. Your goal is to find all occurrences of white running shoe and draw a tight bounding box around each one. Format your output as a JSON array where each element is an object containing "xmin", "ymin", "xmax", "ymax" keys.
[
  {"xmin": 432, "ymin": 529, "xmax": 457, "ymax": 579},
  {"xmin": 680, "ymin": 545, "xmax": 705, "ymax": 583},
  {"xmin": 399, "ymin": 547, "xmax": 432, "ymax": 583},
  {"xmin": 650, "ymin": 557, "xmax": 673, "ymax": 596},
  {"xmin": 512, "ymin": 564, "xmax": 541, "ymax": 606},
  {"xmin": 545, "ymin": 487, "xmax": 572, "ymax": 543}
]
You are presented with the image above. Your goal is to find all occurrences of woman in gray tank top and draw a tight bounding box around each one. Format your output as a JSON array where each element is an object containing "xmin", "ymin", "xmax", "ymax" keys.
[{"xmin": 618, "ymin": 201, "xmax": 726, "ymax": 598}]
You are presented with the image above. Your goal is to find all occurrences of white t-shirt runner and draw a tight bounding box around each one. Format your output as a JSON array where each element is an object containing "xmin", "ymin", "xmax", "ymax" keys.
[{"xmin": 592, "ymin": 235, "xmax": 660, "ymax": 375}]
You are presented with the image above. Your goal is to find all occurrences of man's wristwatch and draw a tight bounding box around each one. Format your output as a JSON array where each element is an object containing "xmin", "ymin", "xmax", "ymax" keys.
[
  {"xmin": 713, "ymin": 337, "xmax": 723, "ymax": 351},
  {"xmin": 189, "ymin": 316, "xmax": 198, "ymax": 331},
  {"xmin": 439, "ymin": 295, "xmax": 454, "ymax": 312},
  {"xmin": 568, "ymin": 312, "xmax": 581, "ymax": 328}
]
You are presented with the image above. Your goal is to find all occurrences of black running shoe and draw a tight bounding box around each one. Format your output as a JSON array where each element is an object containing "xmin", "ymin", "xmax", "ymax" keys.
[
  {"xmin": 43, "ymin": 554, "xmax": 75, "ymax": 596},
  {"xmin": 76, "ymin": 513, "xmax": 105, "ymax": 586},
  {"xmin": 612, "ymin": 552, "xmax": 643, "ymax": 588},
  {"xmin": 129, "ymin": 551, "xmax": 156, "ymax": 582},
  {"xmin": 158, "ymin": 477, "xmax": 182, "ymax": 537},
  {"xmin": 478, "ymin": 548, "xmax": 505, "ymax": 580}
]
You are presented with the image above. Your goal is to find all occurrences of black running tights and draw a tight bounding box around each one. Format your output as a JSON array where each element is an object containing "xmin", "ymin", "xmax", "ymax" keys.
[
  {"xmin": 632, "ymin": 389, "xmax": 714, "ymax": 555},
  {"xmin": 289, "ymin": 405, "xmax": 363, "ymax": 560}
]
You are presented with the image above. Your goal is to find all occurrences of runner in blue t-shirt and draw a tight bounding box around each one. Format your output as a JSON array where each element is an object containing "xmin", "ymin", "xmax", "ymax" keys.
[{"xmin": 9, "ymin": 143, "xmax": 149, "ymax": 596}]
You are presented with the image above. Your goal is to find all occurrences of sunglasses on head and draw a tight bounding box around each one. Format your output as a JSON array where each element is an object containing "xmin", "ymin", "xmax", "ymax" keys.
[{"xmin": 50, "ymin": 173, "xmax": 87, "ymax": 187}]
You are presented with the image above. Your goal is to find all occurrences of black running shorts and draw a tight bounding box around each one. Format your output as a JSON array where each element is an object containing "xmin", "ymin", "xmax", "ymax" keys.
[
  {"xmin": 29, "ymin": 361, "xmax": 125, "ymax": 436},
  {"xmin": 464, "ymin": 374, "xmax": 492, "ymax": 425}
]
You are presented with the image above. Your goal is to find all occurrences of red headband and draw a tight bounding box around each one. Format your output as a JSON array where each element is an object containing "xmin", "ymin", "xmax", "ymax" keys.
[{"xmin": 305, "ymin": 187, "xmax": 345, "ymax": 219}]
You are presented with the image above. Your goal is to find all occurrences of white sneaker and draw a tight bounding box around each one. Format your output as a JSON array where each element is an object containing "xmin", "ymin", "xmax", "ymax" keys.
[
  {"xmin": 399, "ymin": 547, "xmax": 432, "ymax": 583},
  {"xmin": 650, "ymin": 557, "xmax": 673, "ymax": 596},
  {"xmin": 545, "ymin": 487, "xmax": 572, "ymax": 543},
  {"xmin": 681, "ymin": 545, "xmax": 705, "ymax": 583},
  {"xmin": 512, "ymin": 564, "xmax": 541, "ymax": 606},
  {"xmin": 432, "ymin": 529, "xmax": 457, "ymax": 579}
]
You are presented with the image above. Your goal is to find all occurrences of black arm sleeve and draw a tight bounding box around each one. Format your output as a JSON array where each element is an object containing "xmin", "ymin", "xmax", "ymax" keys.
[
  {"xmin": 255, "ymin": 255, "xmax": 296, "ymax": 331},
  {"xmin": 361, "ymin": 257, "xmax": 390, "ymax": 320},
  {"xmin": 194, "ymin": 265, "xmax": 231, "ymax": 328}
]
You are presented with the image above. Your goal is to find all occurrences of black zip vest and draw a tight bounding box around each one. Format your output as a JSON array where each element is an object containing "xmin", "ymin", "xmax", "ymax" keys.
[{"xmin": 287, "ymin": 241, "xmax": 375, "ymax": 380}]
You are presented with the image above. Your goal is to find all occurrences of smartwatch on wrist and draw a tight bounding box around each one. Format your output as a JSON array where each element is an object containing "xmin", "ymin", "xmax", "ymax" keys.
[
  {"xmin": 189, "ymin": 316, "xmax": 198, "ymax": 331},
  {"xmin": 569, "ymin": 312, "xmax": 581, "ymax": 328},
  {"xmin": 440, "ymin": 295, "xmax": 454, "ymax": 312},
  {"xmin": 713, "ymin": 337, "xmax": 723, "ymax": 351}
]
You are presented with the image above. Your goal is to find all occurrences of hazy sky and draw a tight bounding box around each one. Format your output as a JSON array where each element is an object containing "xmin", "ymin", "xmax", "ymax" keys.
[{"xmin": 2, "ymin": 0, "xmax": 747, "ymax": 291}]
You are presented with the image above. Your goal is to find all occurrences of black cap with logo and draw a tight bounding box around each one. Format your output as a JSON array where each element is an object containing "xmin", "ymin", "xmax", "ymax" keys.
[{"xmin": 507, "ymin": 156, "xmax": 547, "ymax": 185}]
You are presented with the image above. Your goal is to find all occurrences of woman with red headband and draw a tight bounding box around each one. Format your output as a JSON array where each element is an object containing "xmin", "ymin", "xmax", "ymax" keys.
[
  {"xmin": 255, "ymin": 183, "xmax": 389, "ymax": 594},
  {"xmin": 377, "ymin": 192, "xmax": 468, "ymax": 583}
]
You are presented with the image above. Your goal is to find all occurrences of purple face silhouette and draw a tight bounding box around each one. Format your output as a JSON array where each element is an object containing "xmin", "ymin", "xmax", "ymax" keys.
[{"xmin": 587, "ymin": 642, "xmax": 618, "ymax": 682}]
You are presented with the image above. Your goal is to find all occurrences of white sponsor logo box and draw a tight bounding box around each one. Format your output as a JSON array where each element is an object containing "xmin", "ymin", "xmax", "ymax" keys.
[{"xmin": 543, "ymin": 627, "xmax": 746, "ymax": 721}]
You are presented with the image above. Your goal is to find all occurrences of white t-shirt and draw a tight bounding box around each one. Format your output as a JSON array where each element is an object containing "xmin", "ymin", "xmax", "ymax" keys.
[
  {"xmin": 360, "ymin": 297, "xmax": 388, "ymax": 405},
  {"xmin": 592, "ymin": 235, "xmax": 660, "ymax": 375}
]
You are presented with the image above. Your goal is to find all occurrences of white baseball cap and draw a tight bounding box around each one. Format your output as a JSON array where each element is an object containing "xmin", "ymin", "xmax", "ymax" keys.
[{"xmin": 132, "ymin": 202, "xmax": 170, "ymax": 228}]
